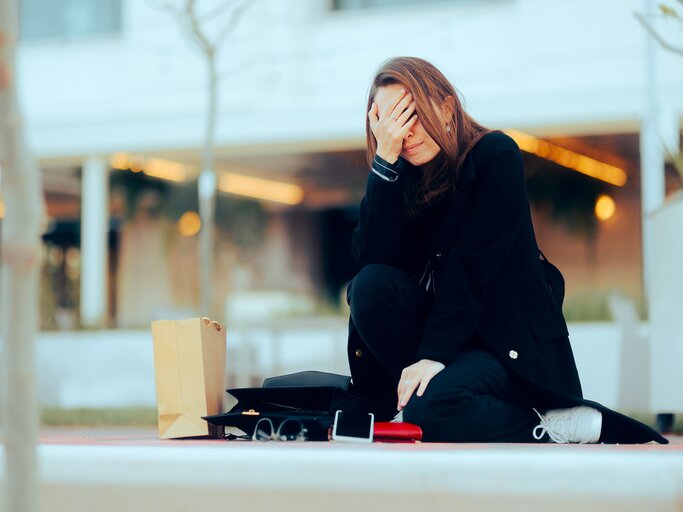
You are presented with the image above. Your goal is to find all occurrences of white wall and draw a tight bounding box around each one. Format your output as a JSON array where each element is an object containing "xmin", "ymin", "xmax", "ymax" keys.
[
  {"xmin": 31, "ymin": 322, "xmax": 633, "ymax": 411},
  {"xmin": 33, "ymin": 321, "xmax": 349, "ymax": 408},
  {"xmin": 18, "ymin": 0, "xmax": 683, "ymax": 162}
]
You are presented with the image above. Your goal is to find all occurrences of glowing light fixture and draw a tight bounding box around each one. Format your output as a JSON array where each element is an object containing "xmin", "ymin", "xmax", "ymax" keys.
[
  {"xmin": 218, "ymin": 172, "xmax": 304, "ymax": 205},
  {"xmin": 177, "ymin": 211, "xmax": 201, "ymax": 236},
  {"xmin": 595, "ymin": 194, "xmax": 616, "ymax": 221},
  {"xmin": 144, "ymin": 158, "xmax": 189, "ymax": 182},
  {"xmin": 0, "ymin": 199, "xmax": 5, "ymax": 218},
  {"xmin": 505, "ymin": 129, "xmax": 628, "ymax": 187},
  {"xmin": 110, "ymin": 152, "xmax": 132, "ymax": 170},
  {"xmin": 110, "ymin": 152, "xmax": 305, "ymax": 205},
  {"xmin": 109, "ymin": 152, "xmax": 190, "ymax": 182}
]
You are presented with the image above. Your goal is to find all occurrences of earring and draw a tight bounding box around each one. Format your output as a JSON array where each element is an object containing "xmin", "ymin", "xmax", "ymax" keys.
[{"xmin": 446, "ymin": 124, "xmax": 451, "ymax": 132}]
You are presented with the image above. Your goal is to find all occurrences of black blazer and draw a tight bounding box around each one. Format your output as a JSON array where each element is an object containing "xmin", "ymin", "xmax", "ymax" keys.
[{"xmin": 352, "ymin": 130, "xmax": 582, "ymax": 399}]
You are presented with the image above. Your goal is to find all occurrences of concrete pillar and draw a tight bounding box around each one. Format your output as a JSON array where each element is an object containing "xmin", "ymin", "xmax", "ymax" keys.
[
  {"xmin": 80, "ymin": 156, "xmax": 109, "ymax": 327},
  {"xmin": 639, "ymin": 0, "xmax": 666, "ymax": 306}
]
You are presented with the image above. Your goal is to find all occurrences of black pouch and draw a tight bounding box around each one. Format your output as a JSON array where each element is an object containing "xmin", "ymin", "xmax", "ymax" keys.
[
  {"xmin": 203, "ymin": 371, "xmax": 372, "ymax": 441},
  {"xmin": 263, "ymin": 370, "xmax": 352, "ymax": 390}
]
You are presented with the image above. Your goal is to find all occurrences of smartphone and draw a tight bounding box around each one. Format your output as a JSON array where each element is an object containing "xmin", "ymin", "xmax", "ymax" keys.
[{"xmin": 331, "ymin": 410, "xmax": 374, "ymax": 443}]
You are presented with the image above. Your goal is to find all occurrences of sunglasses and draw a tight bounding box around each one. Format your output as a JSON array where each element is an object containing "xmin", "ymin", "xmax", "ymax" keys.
[{"xmin": 252, "ymin": 417, "xmax": 309, "ymax": 442}]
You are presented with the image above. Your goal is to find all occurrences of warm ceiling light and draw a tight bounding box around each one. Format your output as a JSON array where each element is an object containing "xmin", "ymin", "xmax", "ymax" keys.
[
  {"xmin": 130, "ymin": 155, "xmax": 145, "ymax": 173},
  {"xmin": 177, "ymin": 211, "xmax": 201, "ymax": 236},
  {"xmin": 505, "ymin": 129, "xmax": 628, "ymax": 187},
  {"xmin": 595, "ymin": 194, "xmax": 616, "ymax": 221},
  {"xmin": 218, "ymin": 172, "xmax": 304, "ymax": 205},
  {"xmin": 110, "ymin": 152, "xmax": 131, "ymax": 170},
  {"xmin": 0, "ymin": 199, "xmax": 5, "ymax": 218},
  {"xmin": 109, "ymin": 153, "xmax": 191, "ymax": 182},
  {"xmin": 109, "ymin": 153, "xmax": 305, "ymax": 204},
  {"xmin": 144, "ymin": 158, "xmax": 189, "ymax": 182}
]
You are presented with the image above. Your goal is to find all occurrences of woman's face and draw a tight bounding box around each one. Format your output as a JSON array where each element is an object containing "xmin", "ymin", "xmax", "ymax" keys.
[{"xmin": 373, "ymin": 84, "xmax": 448, "ymax": 167}]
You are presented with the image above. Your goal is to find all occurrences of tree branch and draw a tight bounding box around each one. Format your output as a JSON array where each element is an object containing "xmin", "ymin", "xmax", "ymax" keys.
[
  {"xmin": 196, "ymin": 0, "xmax": 234, "ymax": 24},
  {"xmin": 147, "ymin": 0, "xmax": 180, "ymax": 14},
  {"xmin": 634, "ymin": 11, "xmax": 683, "ymax": 57},
  {"xmin": 185, "ymin": 0, "xmax": 215, "ymax": 56},
  {"xmin": 213, "ymin": 0, "xmax": 251, "ymax": 51}
]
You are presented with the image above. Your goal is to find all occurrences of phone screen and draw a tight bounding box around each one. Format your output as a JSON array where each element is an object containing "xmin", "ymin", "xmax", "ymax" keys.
[{"xmin": 334, "ymin": 411, "xmax": 373, "ymax": 439}]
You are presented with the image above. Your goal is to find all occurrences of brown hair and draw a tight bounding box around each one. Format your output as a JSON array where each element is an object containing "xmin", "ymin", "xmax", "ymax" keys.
[{"xmin": 365, "ymin": 56, "xmax": 491, "ymax": 209}]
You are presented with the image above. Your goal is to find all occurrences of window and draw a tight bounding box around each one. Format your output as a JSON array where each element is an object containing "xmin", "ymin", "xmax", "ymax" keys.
[
  {"xmin": 20, "ymin": 0, "xmax": 122, "ymax": 42},
  {"xmin": 332, "ymin": 0, "xmax": 458, "ymax": 9}
]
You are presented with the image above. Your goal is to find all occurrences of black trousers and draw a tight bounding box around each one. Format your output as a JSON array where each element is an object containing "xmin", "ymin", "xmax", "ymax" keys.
[{"xmin": 347, "ymin": 263, "xmax": 547, "ymax": 443}]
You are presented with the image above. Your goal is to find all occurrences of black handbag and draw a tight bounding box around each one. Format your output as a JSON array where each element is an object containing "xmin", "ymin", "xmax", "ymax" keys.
[{"xmin": 203, "ymin": 371, "xmax": 372, "ymax": 441}]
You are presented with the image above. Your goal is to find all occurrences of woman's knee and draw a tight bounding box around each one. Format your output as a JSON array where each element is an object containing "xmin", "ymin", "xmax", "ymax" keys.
[
  {"xmin": 402, "ymin": 394, "xmax": 432, "ymax": 428},
  {"xmin": 402, "ymin": 386, "xmax": 473, "ymax": 431},
  {"xmin": 347, "ymin": 264, "xmax": 401, "ymax": 320}
]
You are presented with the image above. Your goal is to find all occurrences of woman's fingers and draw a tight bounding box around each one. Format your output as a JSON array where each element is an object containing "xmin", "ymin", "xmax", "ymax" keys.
[
  {"xmin": 367, "ymin": 102, "xmax": 378, "ymax": 130},
  {"xmin": 368, "ymin": 101, "xmax": 379, "ymax": 122},
  {"xmin": 371, "ymin": 89, "xmax": 416, "ymax": 162},
  {"xmin": 398, "ymin": 114, "xmax": 418, "ymax": 138},
  {"xmin": 396, "ymin": 360, "xmax": 445, "ymax": 411},
  {"xmin": 396, "ymin": 100, "xmax": 416, "ymax": 124},
  {"xmin": 393, "ymin": 99, "xmax": 416, "ymax": 138},
  {"xmin": 389, "ymin": 92, "xmax": 413, "ymax": 122},
  {"xmin": 397, "ymin": 378, "xmax": 419, "ymax": 411},
  {"xmin": 381, "ymin": 88, "xmax": 408, "ymax": 120},
  {"xmin": 416, "ymin": 375, "xmax": 432, "ymax": 397}
]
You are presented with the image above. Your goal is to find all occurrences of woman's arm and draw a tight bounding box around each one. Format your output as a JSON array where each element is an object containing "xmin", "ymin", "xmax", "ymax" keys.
[
  {"xmin": 351, "ymin": 155, "xmax": 406, "ymax": 265},
  {"xmin": 353, "ymin": 88, "xmax": 417, "ymax": 265},
  {"xmin": 417, "ymin": 138, "xmax": 526, "ymax": 364}
]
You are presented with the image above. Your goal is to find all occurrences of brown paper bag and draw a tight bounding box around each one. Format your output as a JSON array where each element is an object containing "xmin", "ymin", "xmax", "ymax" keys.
[{"xmin": 151, "ymin": 317, "xmax": 227, "ymax": 439}]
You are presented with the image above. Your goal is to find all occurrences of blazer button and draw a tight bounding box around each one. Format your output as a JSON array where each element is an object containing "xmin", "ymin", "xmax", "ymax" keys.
[
  {"xmin": 509, "ymin": 350, "xmax": 518, "ymax": 360},
  {"xmin": 355, "ymin": 348, "xmax": 363, "ymax": 358}
]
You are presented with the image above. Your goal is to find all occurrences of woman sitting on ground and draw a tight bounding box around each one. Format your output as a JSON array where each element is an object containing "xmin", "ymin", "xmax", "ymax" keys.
[{"xmin": 346, "ymin": 56, "xmax": 666, "ymax": 444}]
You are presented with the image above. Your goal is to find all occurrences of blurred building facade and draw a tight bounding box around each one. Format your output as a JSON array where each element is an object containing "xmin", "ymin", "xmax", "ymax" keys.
[{"xmin": 11, "ymin": 0, "xmax": 683, "ymax": 328}]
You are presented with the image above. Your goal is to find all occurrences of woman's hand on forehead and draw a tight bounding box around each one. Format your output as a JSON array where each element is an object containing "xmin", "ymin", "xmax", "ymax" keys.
[
  {"xmin": 381, "ymin": 88, "xmax": 411, "ymax": 118},
  {"xmin": 368, "ymin": 88, "xmax": 418, "ymax": 163}
]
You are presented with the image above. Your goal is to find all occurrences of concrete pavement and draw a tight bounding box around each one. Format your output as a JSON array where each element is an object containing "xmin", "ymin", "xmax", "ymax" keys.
[{"xmin": 1, "ymin": 427, "xmax": 681, "ymax": 512}]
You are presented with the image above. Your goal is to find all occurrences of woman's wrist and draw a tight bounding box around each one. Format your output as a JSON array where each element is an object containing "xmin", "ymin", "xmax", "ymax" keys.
[
  {"xmin": 375, "ymin": 151, "xmax": 399, "ymax": 166},
  {"xmin": 371, "ymin": 153, "xmax": 400, "ymax": 182}
]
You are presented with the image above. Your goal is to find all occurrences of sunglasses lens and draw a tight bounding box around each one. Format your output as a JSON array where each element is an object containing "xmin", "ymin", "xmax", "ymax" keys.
[
  {"xmin": 278, "ymin": 419, "xmax": 305, "ymax": 441},
  {"xmin": 254, "ymin": 420, "xmax": 273, "ymax": 441}
]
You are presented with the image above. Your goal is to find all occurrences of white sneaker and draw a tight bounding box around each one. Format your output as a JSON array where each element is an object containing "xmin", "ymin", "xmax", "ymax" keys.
[{"xmin": 532, "ymin": 406, "xmax": 602, "ymax": 444}]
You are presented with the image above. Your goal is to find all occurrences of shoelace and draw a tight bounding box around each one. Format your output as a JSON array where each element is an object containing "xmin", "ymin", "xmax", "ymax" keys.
[{"xmin": 532, "ymin": 408, "xmax": 572, "ymax": 443}]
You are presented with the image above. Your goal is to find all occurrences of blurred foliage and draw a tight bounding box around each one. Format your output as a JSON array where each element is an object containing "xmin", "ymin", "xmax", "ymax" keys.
[
  {"xmin": 109, "ymin": 169, "xmax": 268, "ymax": 257},
  {"xmin": 658, "ymin": 2, "xmax": 683, "ymax": 184},
  {"xmin": 563, "ymin": 293, "xmax": 613, "ymax": 322},
  {"xmin": 40, "ymin": 407, "xmax": 157, "ymax": 426},
  {"xmin": 524, "ymin": 156, "xmax": 610, "ymax": 239},
  {"xmin": 40, "ymin": 253, "xmax": 60, "ymax": 330},
  {"xmin": 39, "ymin": 244, "xmax": 81, "ymax": 330},
  {"xmin": 110, "ymin": 170, "xmax": 170, "ymax": 220},
  {"xmin": 562, "ymin": 292, "xmax": 647, "ymax": 322},
  {"xmin": 664, "ymin": 144, "xmax": 683, "ymax": 184},
  {"xmin": 659, "ymin": 1, "xmax": 682, "ymax": 20}
]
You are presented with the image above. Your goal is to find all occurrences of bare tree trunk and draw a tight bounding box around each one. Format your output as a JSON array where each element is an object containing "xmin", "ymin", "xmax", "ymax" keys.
[
  {"xmin": 199, "ymin": 51, "xmax": 218, "ymax": 317},
  {"xmin": 0, "ymin": 1, "xmax": 45, "ymax": 511},
  {"xmin": 153, "ymin": 0, "xmax": 250, "ymax": 318}
]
